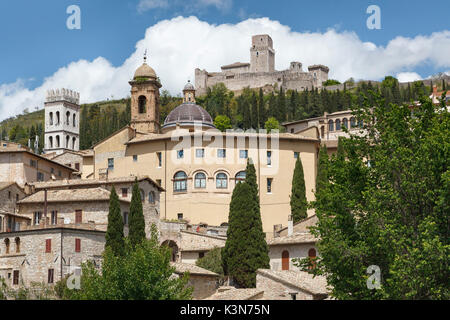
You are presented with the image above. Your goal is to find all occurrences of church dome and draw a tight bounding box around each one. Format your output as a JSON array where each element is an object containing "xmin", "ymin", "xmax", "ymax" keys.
[
  {"xmin": 183, "ymin": 80, "xmax": 195, "ymax": 91},
  {"xmin": 163, "ymin": 103, "xmax": 215, "ymax": 129},
  {"xmin": 134, "ymin": 63, "xmax": 156, "ymax": 80}
]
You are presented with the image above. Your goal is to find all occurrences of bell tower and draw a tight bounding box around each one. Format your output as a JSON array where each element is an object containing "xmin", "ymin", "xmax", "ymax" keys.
[
  {"xmin": 183, "ymin": 80, "xmax": 196, "ymax": 103},
  {"xmin": 129, "ymin": 53, "xmax": 162, "ymax": 133}
]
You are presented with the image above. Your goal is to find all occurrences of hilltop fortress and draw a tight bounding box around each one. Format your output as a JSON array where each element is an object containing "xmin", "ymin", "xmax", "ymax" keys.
[{"xmin": 195, "ymin": 34, "xmax": 330, "ymax": 95}]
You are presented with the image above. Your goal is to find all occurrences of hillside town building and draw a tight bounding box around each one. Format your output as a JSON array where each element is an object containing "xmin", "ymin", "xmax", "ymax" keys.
[{"xmin": 195, "ymin": 34, "xmax": 329, "ymax": 96}]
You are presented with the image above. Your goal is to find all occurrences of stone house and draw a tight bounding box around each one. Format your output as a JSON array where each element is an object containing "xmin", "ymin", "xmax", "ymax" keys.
[
  {"xmin": 171, "ymin": 262, "xmax": 220, "ymax": 300},
  {"xmin": 47, "ymin": 150, "xmax": 84, "ymax": 173},
  {"xmin": 0, "ymin": 182, "xmax": 26, "ymax": 213},
  {"xmin": 0, "ymin": 226, "xmax": 105, "ymax": 288}
]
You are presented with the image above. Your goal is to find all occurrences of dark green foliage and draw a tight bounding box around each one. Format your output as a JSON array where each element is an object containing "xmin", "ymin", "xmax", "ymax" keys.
[
  {"xmin": 71, "ymin": 226, "xmax": 192, "ymax": 300},
  {"xmin": 222, "ymin": 183, "xmax": 270, "ymax": 288},
  {"xmin": 316, "ymin": 146, "xmax": 329, "ymax": 194},
  {"xmin": 245, "ymin": 158, "xmax": 258, "ymax": 201},
  {"xmin": 297, "ymin": 92, "xmax": 450, "ymax": 299},
  {"xmin": 196, "ymin": 247, "xmax": 224, "ymax": 275},
  {"xmin": 105, "ymin": 186, "xmax": 125, "ymax": 256},
  {"xmin": 129, "ymin": 179, "xmax": 146, "ymax": 247},
  {"xmin": 290, "ymin": 157, "xmax": 308, "ymax": 223}
]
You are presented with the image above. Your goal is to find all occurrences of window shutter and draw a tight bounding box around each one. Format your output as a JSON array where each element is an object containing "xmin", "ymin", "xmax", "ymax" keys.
[
  {"xmin": 45, "ymin": 239, "xmax": 51, "ymax": 253},
  {"xmin": 75, "ymin": 239, "xmax": 81, "ymax": 252}
]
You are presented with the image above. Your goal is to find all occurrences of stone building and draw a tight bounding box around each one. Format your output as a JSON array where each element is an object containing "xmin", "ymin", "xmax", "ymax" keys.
[
  {"xmin": 44, "ymin": 89, "xmax": 80, "ymax": 155},
  {"xmin": 45, "ymin": 150, "xmax": 83, "ymax": 173},
  {"xmin": 83, "ymin": 59, "xmax": 320, "ymax": 236},
  {"xmin": 171, "ymin": 262, "xmax": 220, "ymax": 300},
  {"xmin": 0, "ymin": 226, "xmax": 105, "ymax": 288},
  {"xmin": 195, "ymin": 34, "xmax": 329, "ymax": 96},
  {"xmin": 0, "ymin": 182, "xmax": 28, "ymax": 233},
  {"xmin": 0, "ymin": 141, "xmax": 75, "ymax": 186}
]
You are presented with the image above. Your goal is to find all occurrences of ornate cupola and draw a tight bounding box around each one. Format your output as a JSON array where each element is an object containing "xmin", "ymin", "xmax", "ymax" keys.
[
  {"xmin": 183, "ymin": 80, "xmax": 196, "ymax": 103},
  {"xmin": 129, "ymin": 51, "xmax": 162, "ymax": 133}
]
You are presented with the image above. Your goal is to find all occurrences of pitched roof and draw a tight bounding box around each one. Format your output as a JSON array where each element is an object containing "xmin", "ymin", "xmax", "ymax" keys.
[
  {"xmin": 204, "ymin": 288, "xmax": 264, "ymax": 300},
  {"xmin": 27, "ymin": 175, "xmax": 164, "ymax": 192},
  {"xmin": 257, "ymin": 269, "xmax": 329, "ymax": 296},
  {"xmin": 267, "ymin": 232, "xmax": 318, "ymax": 246},
  {"xmin": 18, "ymin": 187, "xmax": 129, "ymax": 204},
  {"xmin": 171, "ymin": 262, "xmax": 219, "ymax": 277}
]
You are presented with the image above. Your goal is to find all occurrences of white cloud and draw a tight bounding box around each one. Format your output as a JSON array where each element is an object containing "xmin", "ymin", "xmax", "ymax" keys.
[
  {"xmin": 1, "ymin": 16, "xmax": 450, "ymax": 121},
  {"xmin": 137, "ymin": 0, "xmax": 169, "ymax": 13},
  {"xmin": 397, "ymin": 72, "xmax": 422, "ymax": 83}
]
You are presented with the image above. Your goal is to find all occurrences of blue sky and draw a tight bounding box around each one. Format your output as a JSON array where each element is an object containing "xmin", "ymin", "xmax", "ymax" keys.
[{"xmin": 0, "ymin": 0, "xmax": 449, "ymax": 120}]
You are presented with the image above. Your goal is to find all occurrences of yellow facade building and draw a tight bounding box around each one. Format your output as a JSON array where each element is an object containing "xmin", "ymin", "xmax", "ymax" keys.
[{"xmin": 82, "ymin": 59, "xmax": 321, "ymax": 236}]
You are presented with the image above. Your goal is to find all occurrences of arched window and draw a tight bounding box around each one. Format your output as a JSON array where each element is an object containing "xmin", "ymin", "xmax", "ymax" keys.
[
  {"xmin": 49, "ymin": 136, "xmax": 53, "ymax": 149},
  {"xmin": 140, "ymin": 189, "xmax": 145, "ymax": 203},
  {"xmin": 350, "ymin": 117, "xmax": 356, "ymax": 128},
  {"xmin": 4, "ymin": 238, "xmax": 10, "ymax": 254},
  {"xmin": 235, "ymin": 171, "xmax": 246, "ymax": 184},
  {"xmin": 138, "ymin": 96, "xmax": 147, "ymax": 114},
  {"xmin": 358, "ymin": 119, "xmax": 364, "ymax": 128},
  {"xmin": 282, "ymin": 250, "xmax": 290, "ymax": 270},
  {"xmin": 216, "ymin": 172, "xmax": 228, "ymax": 189},
  {"xmin": 66, "ymin": 111, "xmax": 70, "ymax": 125},
  {"xmin": 194, "ymin": 172, "xmax": 206, "ymax": 189},
  {"xmin": 174, "ymin": 171, "xmax": 187, "ymax": 192},
  {"xmin": 49, "ymin": 112, "xmax": 53, "ymax": 125},
  {"xmin": 73, "ymin": 114, "xmax": 76, "ymax": 127},
  {"xmin": 15, "ymin": 237, "xmax": 20, "ymax": 253},
  {"xmin": 328, "ymin": 120, "xmax": 334, "ymax": 131},
  {"xmin": 56, "ymin": 112, "xmax": 60, "ymax": 125},
  {"xmin": 335, "ymin": 119, "xmax": 341, "ymax": 130},
  {"xmin": 342, "ymin": 118, "xmax": 348, "ymax": 129},
  {"xmin": 72, "ymin": 137, "xmax": 76, "ymax": 149},
  {"xmin": 148, "ymin": 191, "xmax": 155, "ymax": 204},
  {"xmin": 56, "ymin": 135, "xmax": 60, "ymax": 148},
  {"xmin": 66, "ymin": 135, "xmax": 70, "ymax": 148}
]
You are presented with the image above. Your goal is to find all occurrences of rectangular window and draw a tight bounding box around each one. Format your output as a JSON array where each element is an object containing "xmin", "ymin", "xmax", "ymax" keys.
[
  {"xmin": 58, "ymin": 170, "xmax": 62, "ymax": 177},
  {"xmin": 121, "ymin": 188, "xmax": 128, "ymax": 197},
  {"xmin": 51, "ymin": 211, "xmax": 58, "ymax": 225},
  {"xmin": 30, "ymin": 159, "xmax": 37, "ymax": 168},
  {"xmin": 48, "ymin": 269, "xmax": 54, "ymax": 284},
  {"xmin": 196, "ymin": 148, "xmax": 205, "ymax": 158},
  {"xmin": 133, "ymin": 155, "xmax": 138, "ymax": 162},
  {"xmin": 75, "ymin": 210, "xmax": 82, "ymax": 224},
  {"xmin": 267, "ymin": 151, "xmax": 272, "ymax": 166},
  {"xmin": 13, "ymin": 270, "xmax": 19, "ymax": 285},
  {"xmin": 37, "ymin": 172, "xmax": 44, "ymax": 181},
  {"xmin": 294, "ymin": 152, "xmax": 299, "ymax": 159},
  {"xmin": 50, "ymin": 168, "xmax": 55, "ymax": 174},
  {"xmin": 177, "ymin": 213, "xmax": 183, "ymax": 220},
  {"xmin": 34, "ymin": 212, "xmax": 42, "ymax": 225},
  {"xmin": 157, "ymin": 152, "xmax": 162, "ymax": 167},
  {"xmin": 45, "ymin": 239, "xmax": 52, "ymax": 253},
  {"xmin": 217, "ymin": 149, "xmax": 226, "ymax": 158},
  {"xmin": 75, "ymin": 163, "xmax": 80, "ymax": 171},
  {"xmin": 8, "ymin": 191, "xmax": 11, "ymax": 199},
  {"xmin": 239, "ymin": 150, "xmax": 248, "ymax": 159},
  {"xmin": 177, "ymin": 150, "xmax": 184, "ymax": 159},
  {"xmin": 123, "ymin": 212, "xmax": 129, "ymax": 226},
  {"xmin": 199, "ymin": 252, "xmax": 205, "ymax": 259},
  {"xmin": 108, "ymin": 158, "xmax": 114, "ymax": 170},
  {"xmin": 267, "ymin": 178, "xmax": 273, "ymax": 193},
  {"xmin": 75, "ymin": 239, "xmax": 81, "ymax": 253}
]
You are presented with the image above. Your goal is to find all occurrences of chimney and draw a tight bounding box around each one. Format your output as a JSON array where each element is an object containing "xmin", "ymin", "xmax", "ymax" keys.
[{"xmin": 288, "ymin": 215, "xmax": 293, "ymax": 236}]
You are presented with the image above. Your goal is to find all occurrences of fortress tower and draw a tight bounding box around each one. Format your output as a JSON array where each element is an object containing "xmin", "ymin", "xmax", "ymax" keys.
[
  {"xmin": 250, "ymin": 34, "xmax": 275, "ymax": 73},
  {"xmin": 44, "ymin": 88, "xmax": 80, "ymax": 155},
  {"xmin": 129, "ymin": 54, "xmax": 162, "ymax": 133}
]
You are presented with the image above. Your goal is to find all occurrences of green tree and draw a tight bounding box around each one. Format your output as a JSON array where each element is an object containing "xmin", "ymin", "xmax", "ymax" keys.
[
  {"xmin": 105, "ymin": 186, "xmax": 125, "ymax": 256},
  {"xmin": 214, "ymin": 115, "xmax": 232, "ymax": 132},
  {"xmin": 71, "ymin": 226, "xmax": 192, "ymax": 300},
  {"xmin": 264, "ymin": 117, "xmax": 280, "ymax": 133},
  {"xmin": 222, "ymin": 182, "xmax": 269, "ymax": 288},
  {"xmin": 316, "ymin": 146, "xmax": 329, "ymax": 194},
  {"xmin": 290, "ymin": 157, "xmax": 308, "ymax": 223},
  {"xmin": 298, "ymin": 92, "xmax": 449, "ymax": 299},
  {"xmin": 196, "ymin": 247, "xmax": 224, "ymax": 276},
  {"xmin": 129, "ymin": 179, "xmax": 146, "ymax": 247}
]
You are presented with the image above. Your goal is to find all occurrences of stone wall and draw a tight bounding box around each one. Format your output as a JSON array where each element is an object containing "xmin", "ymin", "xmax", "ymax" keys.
[
  {"xmin": 0, "ymin": 184, "xmax": 26, "ymax": 213},
  {"xmin": 51, "ymin": 152, "xmax": 83, "ymax": 172},
  {"xmin": 186, "ymin": 274, "xmax": 219, "ymax": 300},
  {"xmin": 268, "ymin": 243, "xmax": 317, "ymax": 271},
  {"xmin": 256, "ymin": 272, "xmax": 314, "ymax": 300}
]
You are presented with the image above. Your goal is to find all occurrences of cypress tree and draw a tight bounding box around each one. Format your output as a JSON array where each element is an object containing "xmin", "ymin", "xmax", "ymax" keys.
[
  {"xmin": 245, "ymin": 158, "xmax": 258, "ymax": 201},
  {"xmin": 316, "ymin": 146, "xmax": 329, "ymax": 195},
  {"xmin": 105, "ymin": 186, "xmax": 125, "ymax": 256},
  {"xmin": 129, "ymin": 179, "xmax": 146, "ymax": 247},
  {"xmin": 290, "ymin": 156, "xmax": 308, "ymax": 223},
  {"xmin": 258, "ymin": 88, "xmax": 266, "ymax": 128},
  {"xmin": 222, "ymin": 182, "xmax": 269, "ymax": 288}
]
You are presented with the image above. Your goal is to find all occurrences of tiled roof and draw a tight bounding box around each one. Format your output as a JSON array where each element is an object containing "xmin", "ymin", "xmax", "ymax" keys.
[
  {"xmin": 28, "ymin": 175, "xmax": 164, "ymax": 191},
  {"xmin": 18, "ymin": 187, "xmax": 129, "ymax": 204},
  {"xmin": 257, "ymin": 269, "xmax": 329, "ymax": 296},
  {"xmin": 171, "ymin": 262, "xmax": 219, "ymax": 277},
  {"xmin": 205, "ymin": 288, "xmax": 264, "ymax": 300},
  {"xmin": 180, "ymin": 230, "xmax": 226, "ymax": 251},
  {"xmin": 0, "ymin": 182, "xmax": 15, "ymax": 191},
  {"xmin": 267, "ymin": 232, "xmax": 318, "ymax": 246}
]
